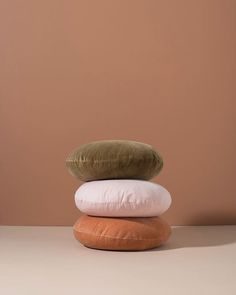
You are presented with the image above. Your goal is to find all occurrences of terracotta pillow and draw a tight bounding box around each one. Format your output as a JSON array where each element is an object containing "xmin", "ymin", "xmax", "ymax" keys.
[
  {"xmin": 73, "ymin": 215, "xmax": 171, "ymax": 251},
  {"xmin": 75, "ymin": 179, "xmax": 172, "ymax": 217},
  {"xmin": 66, "ymin": 140, "xmax": 163, "ymax": 181}
]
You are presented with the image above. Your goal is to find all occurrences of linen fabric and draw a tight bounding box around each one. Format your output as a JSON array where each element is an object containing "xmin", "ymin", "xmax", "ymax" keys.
[{"xmin": 75, "ymin": 179, "xmax": 171, "ymax": 217}]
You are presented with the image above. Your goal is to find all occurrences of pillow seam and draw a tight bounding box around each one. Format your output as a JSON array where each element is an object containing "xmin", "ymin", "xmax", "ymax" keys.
[{"xmin": 74, "ymin": 229, "xmax": 165, "ymax": 241}]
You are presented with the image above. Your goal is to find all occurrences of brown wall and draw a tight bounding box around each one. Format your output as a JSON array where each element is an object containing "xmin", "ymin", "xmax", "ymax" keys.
[{"xmin": 1, "ymin": 0, "xmax": 236, "ymax": 225}]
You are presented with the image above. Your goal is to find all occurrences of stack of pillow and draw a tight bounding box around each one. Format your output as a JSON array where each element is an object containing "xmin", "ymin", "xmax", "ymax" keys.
[{"xmin": 66, "ymin": 140, "xmax": 172, "ymax": 251}]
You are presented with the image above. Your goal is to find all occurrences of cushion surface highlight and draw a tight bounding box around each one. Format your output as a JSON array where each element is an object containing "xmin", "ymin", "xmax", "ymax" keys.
[
  {"xmin": 75, "ymin": 179, "xmax": 172, "ymax": 217},
  {"xmin": 73, "ymin": 215, "xmax": 171, "ymax": 251},
  {"xmin": 66, "ymin": 140, "xmax": 163, "ymax": 181}
]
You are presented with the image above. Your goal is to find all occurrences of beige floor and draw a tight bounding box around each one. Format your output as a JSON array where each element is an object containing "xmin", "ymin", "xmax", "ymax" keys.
[{"xmin": 1, "ymin": 226, "xmax": 236, "ymax": 295}]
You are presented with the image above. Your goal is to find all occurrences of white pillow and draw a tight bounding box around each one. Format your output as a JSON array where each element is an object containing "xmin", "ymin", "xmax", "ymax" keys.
[{"xmin": 75, "ymin": 179, "xmax": 171, "ymax": 217}]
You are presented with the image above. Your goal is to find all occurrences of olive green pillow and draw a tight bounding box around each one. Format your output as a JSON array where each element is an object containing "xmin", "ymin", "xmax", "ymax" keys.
[{"xmin": 66, "ymin": 140, "xmax": 163, "ymax": 181}]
